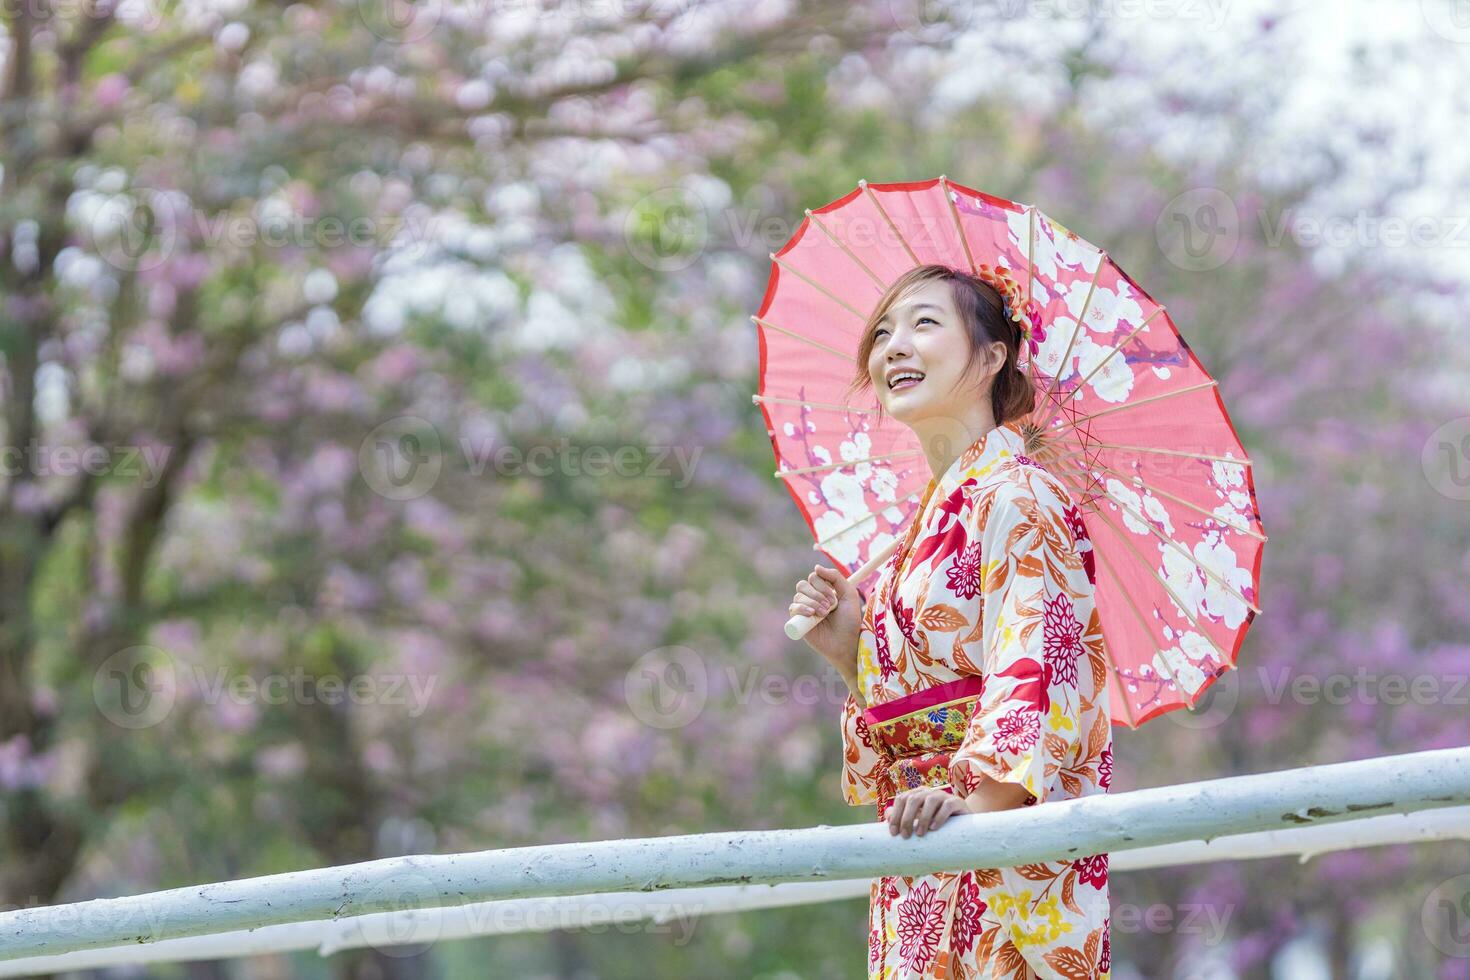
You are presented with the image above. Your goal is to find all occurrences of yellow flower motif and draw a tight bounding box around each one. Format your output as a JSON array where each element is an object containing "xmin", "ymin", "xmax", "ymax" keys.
[
  {"xmin": 990, "ymin": 890, "xmax": 1031, "ymax": 919},
  {"xmin": 1010, "ymin": 896, "xmax": 1074, "ymax": 948},
  {"xmin": 857, "ymin": 636, "xmax": 878, "ymax": 683},
  {"xmin": 1048, "ymin": 701, "xmax": 1075, "ymax": 732}
]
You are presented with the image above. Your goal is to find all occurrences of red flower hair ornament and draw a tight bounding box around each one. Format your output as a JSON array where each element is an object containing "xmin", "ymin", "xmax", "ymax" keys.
[{"xmin": 973, "ymin": 263, "xmax": 1046, "ymax": 358}]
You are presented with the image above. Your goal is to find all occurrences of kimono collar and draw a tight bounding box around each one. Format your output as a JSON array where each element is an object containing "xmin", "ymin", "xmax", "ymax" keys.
[
  {"xmin": 875, "ymin": 418, "xmax": 1029, "ymax": 605},
  {"xmin": 928, "ymin": 417, "xmax": 1028, "ymax": 502}
]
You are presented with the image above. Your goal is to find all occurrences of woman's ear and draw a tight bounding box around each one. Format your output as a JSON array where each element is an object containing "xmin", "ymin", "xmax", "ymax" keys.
[{"xmin": 988, "ymin": 339, "xmax": 1006, "ymax": 378}]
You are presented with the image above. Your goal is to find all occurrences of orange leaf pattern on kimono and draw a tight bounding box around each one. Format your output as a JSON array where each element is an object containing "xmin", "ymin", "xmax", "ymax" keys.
[{"xmin": 838, "ymin": 419, "xmax": 1113, "ymax": 979}]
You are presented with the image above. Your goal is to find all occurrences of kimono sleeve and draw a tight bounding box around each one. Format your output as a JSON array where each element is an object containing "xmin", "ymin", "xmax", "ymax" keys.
[
  {"xmin": 839, "ymin": 692, "xmax": 891, "ymax": 806},
  {"xmin": 947, "ymin": 480, "xmax": 1087, "ymax": 808},
  {"xmin": 839, "ymin": 598, "xmax": 893, "ymax": 807}
]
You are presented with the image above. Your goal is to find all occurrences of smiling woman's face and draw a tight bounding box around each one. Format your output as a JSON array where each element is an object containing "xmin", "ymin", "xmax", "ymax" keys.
[{"xmin": 866, "ymin": 278, "xmax": 998, "ymax": 426}]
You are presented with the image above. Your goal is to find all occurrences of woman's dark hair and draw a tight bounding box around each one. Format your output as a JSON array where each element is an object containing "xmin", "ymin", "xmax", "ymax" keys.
[{"xmin": 845, "ymin": 263, "xmax": 1036, "ymax": 426}]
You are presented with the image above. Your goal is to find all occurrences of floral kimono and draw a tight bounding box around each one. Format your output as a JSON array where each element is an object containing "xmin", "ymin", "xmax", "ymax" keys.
[{"xmin": 840, "ymin": 418, "xmax": 1114, "ymax": 979}]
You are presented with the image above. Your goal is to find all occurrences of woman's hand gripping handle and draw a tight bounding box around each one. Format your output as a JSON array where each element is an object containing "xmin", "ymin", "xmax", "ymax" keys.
[{"xmin": 785, "ymin": 538, "xmax": 900, "ymax": 693}]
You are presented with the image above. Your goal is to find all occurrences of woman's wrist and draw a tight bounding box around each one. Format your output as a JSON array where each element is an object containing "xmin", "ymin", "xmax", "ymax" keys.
[
  {"xmin": 961, "ymin": 777, "xmax": 1034, "ymax": 813},
  {"xmin": 841, "ymin": 646, "xmax": 862, "ymax": 701}
]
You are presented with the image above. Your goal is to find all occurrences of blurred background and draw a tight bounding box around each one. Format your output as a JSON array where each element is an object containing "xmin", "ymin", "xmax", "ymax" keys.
[{"xmin": 2, "ymin": 0, "xmax": 1469, "ymax": 977}]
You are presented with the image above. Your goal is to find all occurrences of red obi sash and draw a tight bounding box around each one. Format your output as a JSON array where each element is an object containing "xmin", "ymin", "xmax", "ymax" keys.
[
  {"xmin": 862, "ymin": 674, "xmax": 987, "ymax": 750},
  {"xmin": 861, "ymin": 675, "xmax": 987, "ymax": 810}
]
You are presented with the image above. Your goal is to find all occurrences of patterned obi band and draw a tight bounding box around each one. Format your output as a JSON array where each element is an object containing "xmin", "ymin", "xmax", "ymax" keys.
[{"xmin": 861, "ymin": 675, "xmax": 987, "ymax": 804}]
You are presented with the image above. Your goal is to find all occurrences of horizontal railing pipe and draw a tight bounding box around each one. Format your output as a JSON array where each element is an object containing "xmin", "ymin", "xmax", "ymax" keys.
[
  {"xmin": 1, "ymin": 745, "xmax": 1467, "ymax": 960},
  {"xmin": 3, "ymin": 805, "xmax": 1467, "ymax": 976}
]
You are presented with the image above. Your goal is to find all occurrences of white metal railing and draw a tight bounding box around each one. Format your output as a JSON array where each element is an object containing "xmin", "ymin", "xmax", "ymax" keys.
[
  {"xmin": 2, "ymin": 805, "xmax": 1467, "ymax": 976},
  {"xmin": 1, "ymin": 746, "xmax": 1467, "ymax": 965}
]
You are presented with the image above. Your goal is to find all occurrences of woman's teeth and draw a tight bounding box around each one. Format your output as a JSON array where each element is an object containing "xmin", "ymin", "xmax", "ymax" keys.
[{"xmin": 889, "ymin": 372, "xmax": 924, "ymax": 391}]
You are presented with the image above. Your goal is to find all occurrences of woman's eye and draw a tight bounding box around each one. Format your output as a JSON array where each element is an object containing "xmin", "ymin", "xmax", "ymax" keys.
[
  {"xmin": 874, "ymin": 328, "xmax": 890, "ymax": 338},
  {"xmin": 917, "ymin": 317, "xmax": 936, "ymax": 326}
]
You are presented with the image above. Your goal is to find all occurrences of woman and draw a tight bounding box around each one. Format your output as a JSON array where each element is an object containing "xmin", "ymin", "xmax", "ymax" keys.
[{"xmin": 789, "ymin": 264, "xmax": 1113, "ymax": 979}]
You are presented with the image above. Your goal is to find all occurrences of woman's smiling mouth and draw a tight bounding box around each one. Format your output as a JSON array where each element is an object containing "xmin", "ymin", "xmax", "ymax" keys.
[{"xmin": 887, "ymin": 370, "xmax": 925, "ymax": 392}]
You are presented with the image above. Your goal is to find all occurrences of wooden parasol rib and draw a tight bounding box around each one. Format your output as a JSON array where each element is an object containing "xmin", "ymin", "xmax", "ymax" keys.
[
  {"xmin": 1046, "ymin": 456, "xmax": 1267, "ymax": 542},
  {"xmin": 1023, "ymin": 206, "xmax": 1039, "ymax": 393},
  {"xmin": 769, "ymin": 252, "xmax": 868, "ymax": 321},
  {"xmin": 1054, "ymin": 379, "xmax": 1220, "ymax": 434},
  {"xmin": 750, "ymin": 315, "xmax": 854, "ymax": 360},
  {"xmin": 1082, "ymin": 475, "xmax": 1262, "ymax": 614},
  {"xmin": 1037, "ymin": 256, "xmax": 1105, "ymax": 414},
  {"xmin": 1040, "ymin": 305, "xmax": 1166, "ymax": 434},
  {"xmin": 1088, "ymin": 544, "xmax": 1164, "ymax": 728},
  {"xmin": 1095, "ymin": 540, "xmax": 1223, "ymax": 715},
  {"xmin": 1048, "ymin": 440, "xmax": 1253, "ymax": 467},
  {"xmin": 940, "ymin": 175, "xmax": 978, "ymax": 276},
  {"xmin": 859, "ymin": 179, "xmax": 921, "ymax": 268},
  {"xmin": 751, "ymin": 393, "xmax": 880, "ymax": 415},
  {"xmin": 805, "ymin": 208, "xmax": 889, "ymax": 291},
  {"xmin": 777, "ymin": 449, "xmax": 922, "ymax": 479},
  {"xmin": 813, "ymin": 492, "xmax": 922, "ymax": 549},
  {"xmin": 1081, "ymin": 502, "xmax": 1234, "ymax": 667}
]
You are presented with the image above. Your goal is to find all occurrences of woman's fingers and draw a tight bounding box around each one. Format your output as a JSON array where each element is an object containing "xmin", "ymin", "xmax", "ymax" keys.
[
  {"xmin": 891, "ymin": 792, "xmax": 923, "ymax": 838},
  {"xmin": 789, "ymin": 601, "xmax": 823, "ymax": 622},
  {"xmin": 887, "ymin": 790, "xmax": 960, "ymax": 837},
  {"xmin": 926, "ymin": 793, "xmax": 962, "ymax": 831},
  {"xmin": 915, "ymin": 792, "xmax": 948, "ymax": 835},
  {"xmin": 794, "ymin": 580, "xmax": 826, "ymax": 604},
  {"xmin": 793, "ymin": 581, "xmax": 834, "ymax": 618},
  {"xmin": 811, "ymin": 565, "xmax": 847, "ymax": 598},
  {"xmin": 887, "ymin": 795, "xmax": 911, "ymax": 836},
  {"xmin": 802, "ymin": 574, "xmax": 837, "ymax": 606}
]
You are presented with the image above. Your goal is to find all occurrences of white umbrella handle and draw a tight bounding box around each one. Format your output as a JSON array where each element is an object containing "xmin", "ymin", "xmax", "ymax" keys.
[{"xmin": 784, "ymin": 537, "xmax": 902, "ymax": 641}]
